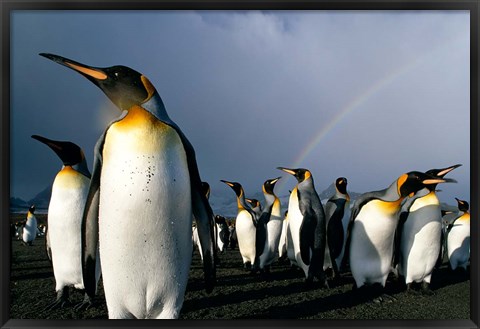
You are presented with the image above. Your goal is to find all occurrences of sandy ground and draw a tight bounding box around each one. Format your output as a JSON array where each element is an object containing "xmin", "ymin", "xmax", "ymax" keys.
[{"xmin": 9, "ymin": 213, "xmax": 470, "ymax": 320}]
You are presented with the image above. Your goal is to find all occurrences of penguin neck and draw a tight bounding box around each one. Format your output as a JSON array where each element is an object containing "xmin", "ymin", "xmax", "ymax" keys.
[
  {"xmin": 334, "ymin": 187, "xmax": 349, "ymax": 201},
  {"xmin": 236, "ymin": 190, "xmax": 250, "ymax": 211},
  {"xmin": 141, "ymin": 92, "xmax": 172, "ymax": 124},
  {"xmin": 70, "ymin": 160, "xmax": 91, "ymax": 179},
  {"xmin": 382, "ymin": 180, "xmax": 404, "ymax": 202},
  {"xmin": 263, "ymin": 192, "xmax": 276, "ymax": 210},
  {"xmin": 298, "ymin": 176, "xmax": 315, "ymax": 192}
]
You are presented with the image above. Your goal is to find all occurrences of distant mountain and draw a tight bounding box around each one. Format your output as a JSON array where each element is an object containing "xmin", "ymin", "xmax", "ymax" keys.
[
  {"xmin": 11, "ymin": 182, "xmax": 458, "ymax": 218},
  {"xmin": 10, "ymin": 184, "xmax": 52, "ymax": 212},
  {"xmin": 10, "ymin": 197, "xmax": 29, "ymax": 209},
  {"xmin": 28, "ymin": 184, "xmax": 52, "ymax": 209}
]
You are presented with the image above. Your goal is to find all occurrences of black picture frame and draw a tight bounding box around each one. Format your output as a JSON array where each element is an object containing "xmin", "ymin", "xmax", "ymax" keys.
[{"xmin": 1, "ymin": 1, "xmax": 478, "ymax": 328}]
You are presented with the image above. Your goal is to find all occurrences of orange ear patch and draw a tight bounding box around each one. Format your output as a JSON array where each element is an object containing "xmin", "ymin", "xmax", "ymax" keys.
[
  {"xmin": 141, "ymin": 75, "xmax": 156, "ymax": 101},
  {"xmin": 396, "ymin": 174, "xmax": 408, "ymax": 195}
]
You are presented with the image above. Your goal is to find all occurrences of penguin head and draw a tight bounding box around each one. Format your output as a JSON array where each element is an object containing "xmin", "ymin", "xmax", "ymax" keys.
[
  {"xmin": 397, "ymin": 171, "xmax": 456, "ymax": 197},
  {"xmin": 32, "ymin": 135, "xmax": 85, "ymax": 166},
  {"xmin": 246, "ymin": 198, "xmax": 261, "ymax": 210},
  {"xmin": 455, "ymin": 198, "xmax": 469, "ymax": 212},
  {"xmin": 262, "ymin": 177, "xmax": 281, "ymax": 195},
  {"xmin": 424, "ymin": 164, "xmax": 462, "ymax": 191},
  {"xmin": 28, "ymin": 205, "xmax": 35, "ymax": 214},
  {"xmin": 335, "ymin": 177, "xmax": 348, "ymax": 194},
  {"xmin": 277, "ymin": 167, "xmax": 312, "ymax": 183},
  {"xmin": 39, "ymin": 53, "xmax": 156, "ymax": 112},
  {"xmin": 202, "ymin": 182, "xmax": 211, "ymax": 200},
  {"xmin": 220, "ymin": 180, "xmax": 244, "ymax": 198}
]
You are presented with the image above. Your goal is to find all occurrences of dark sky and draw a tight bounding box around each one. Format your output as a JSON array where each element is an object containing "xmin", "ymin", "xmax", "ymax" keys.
[{"xmin": 10, "ymin": 10, "xmax": 470, "ymax": 205}]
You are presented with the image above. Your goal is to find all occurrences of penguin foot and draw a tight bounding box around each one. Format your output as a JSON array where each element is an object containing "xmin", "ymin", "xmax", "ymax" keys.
[
  {"xmin": 42, "ymin": 297, "xmax": 71, "ymax": 311},
  {"xmin": 420, "ymin": 282, "xmax": 434, "ymax": 296},
  {"xmin": 74, "ymin": 294, "xmax": 95, "ymax": 312},
  {"xmin": 43, "ymin": 287, "xmax": 71, "ymax": 311},
  {"xmin": 243, "ymin": 262, "xmax": 252, "ymax": 271},
  {"xmin": 372, "ymin": 293, "xmax": 397, "ymax": 304}
]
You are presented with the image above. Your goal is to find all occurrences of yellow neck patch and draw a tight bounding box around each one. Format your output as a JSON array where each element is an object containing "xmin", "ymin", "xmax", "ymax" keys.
[
  {"xmin": 114, "ymin": 105, "xmax": 163, "ymax": 130},
  {"xmin": 369, "ymin": 198, "xmax": 403, "ymax": 216},
  {"xmin": 458, "ymin": 212, "xmax": 470, "ymax": 222},
  {"xmin": 409, "ymin": 191, "xmax": 439, "ymax": 212}
]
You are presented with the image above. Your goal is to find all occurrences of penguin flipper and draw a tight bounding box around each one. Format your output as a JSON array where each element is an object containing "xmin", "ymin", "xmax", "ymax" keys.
[
  {"xmin": 299, "ymin": 212, "xmax": 316, "ymax": 266},
  {"xmin": 255, "ymin": 211, "xmax": 270, "ymax": 259},
  {"xmin": 81, "ymin": 138, "xmax": 104, "ymax": 300},
  {"xmin": 393, "ymin": 211, "xmax": 408, "ymax": 268},
  {"xmin": 180, "ymin": 136, "xmax": 216, "ymax": 293},
  {"xmin": 45, "ymin": 230, "xmax": 52, "ymax": 263},
  {"xmin": 327, "ymin": 200, "xmax": 346, "ymax": 260}
]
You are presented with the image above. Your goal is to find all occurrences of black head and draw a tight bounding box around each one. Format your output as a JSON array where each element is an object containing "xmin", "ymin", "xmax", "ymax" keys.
[
  {"xmin": 28, "ymin": 205, "xmax": 35, "ymax": 214},
  {"xmin": 263, "ymin": 177, "xmax": 281, "ymax": 195},
  {"xmin": 426, "ymin": 164, "xmax": 462, "ymax": 178},
  {"xmin": 39, "ymin": 53, "xmax": 156, "ymax": 111},
  {"xmin": 455, "ymin": 198, "xmax": 469, "ymax": 212},
  {"xmin": 335, "ymin": 177, "xmax": 348, "ymax": 194},
  {"xmin": 246, "ymin": 198, "xmax": 261, "ymax": 209},
  {"xmin": 215, "ymin": 215, "xmax": 227, "ymax": 225},
  {"xmin": 397, "ymin": 171, "xmax": 456, "ymax": 197},
  {"xmin": 277, "ymin": 167, "xmax": 312, "ymax": 183},
  {"xmin": 220, "ymin": 180, "xmax": 244, "ymax": 198},
  {"xmin": 32, "ymin": 135, "xmax": 85, "ymax": 166}
]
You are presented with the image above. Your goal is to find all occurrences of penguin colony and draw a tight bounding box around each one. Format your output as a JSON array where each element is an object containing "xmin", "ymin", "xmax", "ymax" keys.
[{"xmin": 22, "ymin": 53, "xmax": 470, "ymax": 318}]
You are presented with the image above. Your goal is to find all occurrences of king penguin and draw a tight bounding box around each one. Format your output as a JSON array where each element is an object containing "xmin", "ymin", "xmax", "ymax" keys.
[
  {"xmin": 221, "ymin": 180, "xmax": 258, "ymax": 271},
  {"xmin": 344, "ymin": 171, "xmax": 454, "ymax": 295},
  {"xmin": 22, "ymin": 205, "xmax": 38, "ymax": 246},
  {"xmin": 31, "ymin": 135, "xmax": 101, "ymax": 310},
  {"xmin": 323, "ymin": 177, "xmax": 350, "ymax": 280},
  {"xmin": 246, "ymin": 198, "xmax": 263, "ymax": 219},
  {"xmin": 395, "ymin": 164, "xmax": 460, "ymax": 293},
  {"xmin": 447, "ymin": 198, "xmax": 470, "ymax": 272},
  {"xmin": 40, "ymin": 53, "xmax": 216, "ymax": 319},
  {"xmin": 436, "ymin": 209, "xmax": 457, "ymax": 269},
  {"xmin": 277, "ymin": 167, "xmax": 328, "ymax": 287},
  {"xmin": 256, "ymin": 177, "xmax": 282, "ymax": 273}
]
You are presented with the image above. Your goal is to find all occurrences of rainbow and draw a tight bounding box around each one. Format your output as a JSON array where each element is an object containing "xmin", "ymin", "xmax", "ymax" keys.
[{"xmin": 276, "ymin": 31, "xmax": 465, "ymax": 194}]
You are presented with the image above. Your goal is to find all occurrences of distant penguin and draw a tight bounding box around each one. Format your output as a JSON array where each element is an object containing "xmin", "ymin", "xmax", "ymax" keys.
[
  {"xmin": 447, "ymin": 198, "xmax": 470, "ymax": 271},
  {"xmin": 215, "ymin": 215, "xmax": 230, "ymax": 253},
  {"xmin": 396, "ymin": 164, "xmax": 460, "ymax": 292},
  {"xmin": 277, "ymin": 167, "xmax": 328, "ymax": 287},
  {"xmin": 344, "ymin": 171, "xmax": 453, "ymax": 293},
  {"xmin": 32, "ymin": 135, "xmax": 100, "ymax": 310},
  {"xmin": 221, "ymin": 180, "xmax": 257, "ymax": 270},
  {"xmin": 22, "ymin": 205, "xmax": 37, "ymax": 246},
  {"xmin": 436, "ymin": 209, "xmax": 457, "ymax": 268},
  {"xmin": 40, "ymin": 53, "xmax": 216, "ymax": 319},
  {"xmin": 246, "ymin": 198, "xmax": 263, "ymax": 219},
  {"xmin": 256, "ymin": 177, "xmax": 282, "ymax": 272},
  {"xmin": 323, "ymin": 177, "xmax": 350, "ymax": 279},
  {"xmin": 14, "ymin": 222, "xmax": 24, "ymax": 240},
  {"xmin": 228, "ymin": 222, "xmax": 237, "ymax": 250}
]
